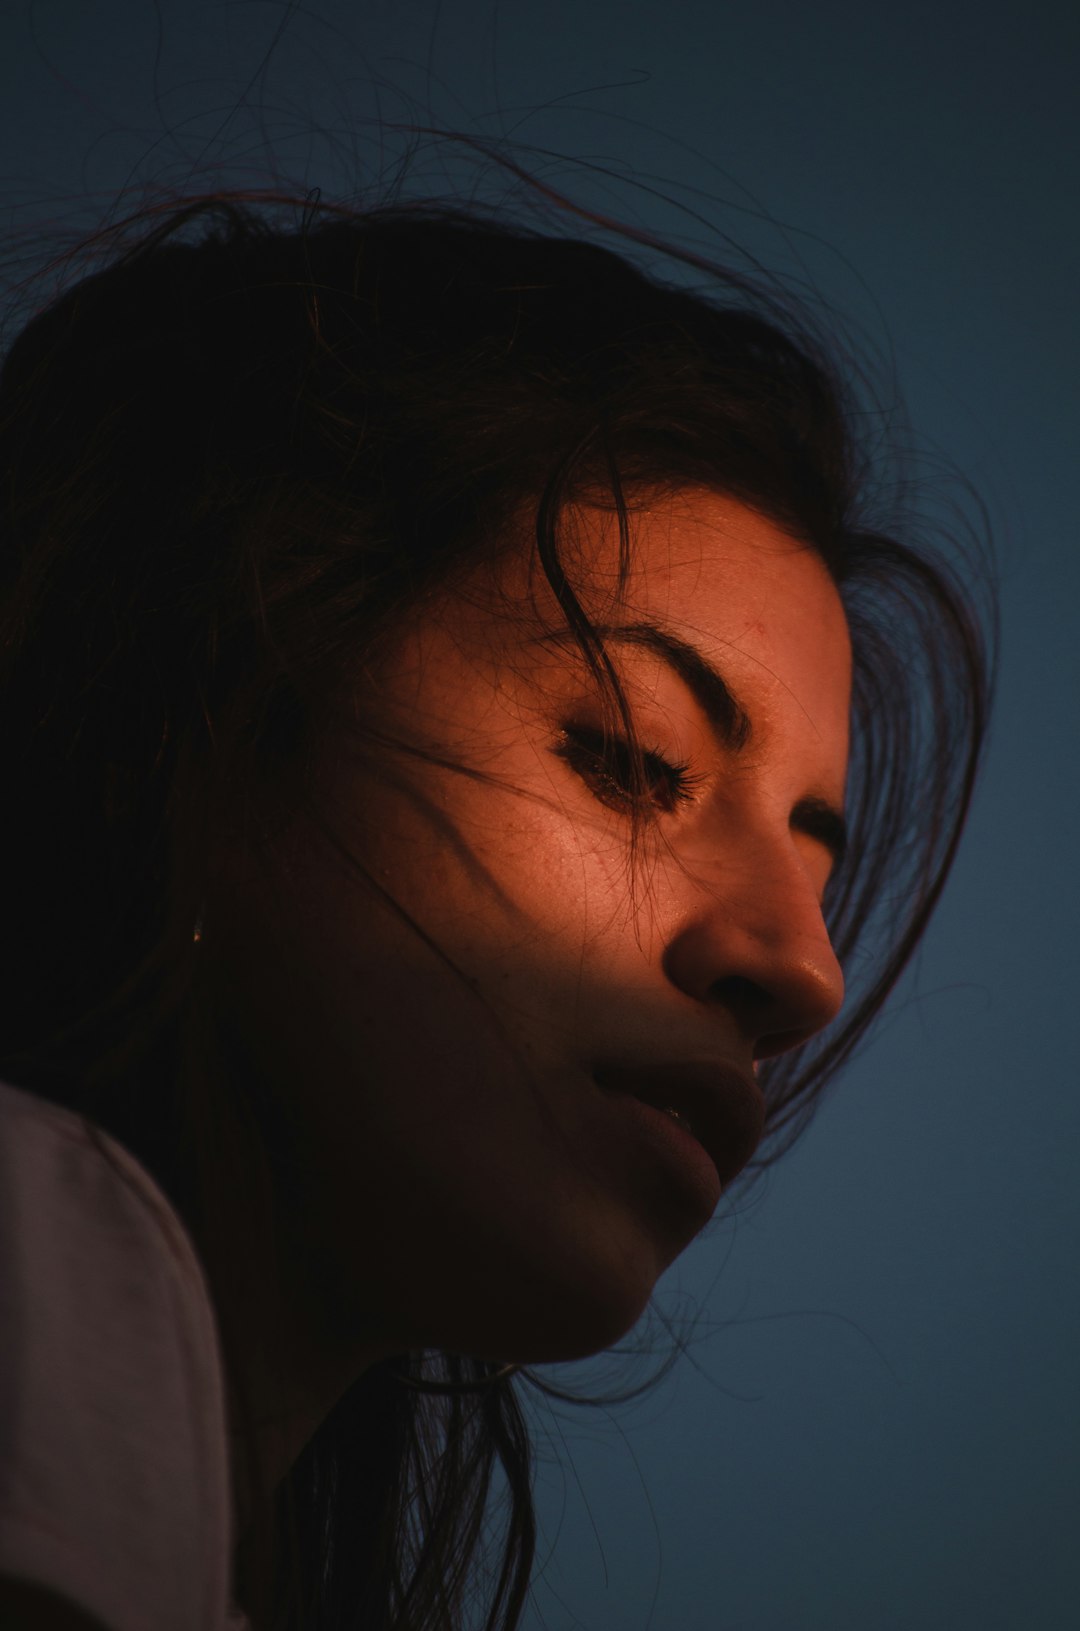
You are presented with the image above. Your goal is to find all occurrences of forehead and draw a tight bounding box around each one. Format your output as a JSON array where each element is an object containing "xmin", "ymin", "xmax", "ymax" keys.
[
  {"xmin": 563, "ymin": 486, "xmax": 840, "ymax": 624},
  {"xmin": 521, "ymin": 486, "xmax": 853, "ymax": 720}
]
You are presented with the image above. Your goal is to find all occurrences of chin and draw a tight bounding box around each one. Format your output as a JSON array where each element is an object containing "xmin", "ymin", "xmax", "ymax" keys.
[{"xmin": 442, "ymin": 1238, "xmax": 668, "ymax": 1369}]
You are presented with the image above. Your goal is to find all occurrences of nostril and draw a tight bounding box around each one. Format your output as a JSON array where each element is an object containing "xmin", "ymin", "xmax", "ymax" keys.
[
  {"xmin": 706, "ymin": 973, "xmax": 771, "ymax": 1021},
  {"xmin": 708, "ymin": 972, "xmax": 842, "ymax": 1061},
  {"xmin": 663, "ymin": 913, "xmax": 844, "ymax": 1046},
  {"xmin": 710, "ymin": 975, "xmax": 759, "ymax": 999}
]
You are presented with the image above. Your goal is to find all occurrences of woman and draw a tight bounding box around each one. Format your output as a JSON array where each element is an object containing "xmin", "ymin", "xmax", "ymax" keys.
[{"xmin": 0, "ymin": 186, "xmax": 992, "ymax": 1629}]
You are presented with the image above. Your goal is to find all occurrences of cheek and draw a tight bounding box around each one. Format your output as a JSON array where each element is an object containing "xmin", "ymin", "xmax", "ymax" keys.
[
  {"xmin": 344, "ymin": 791, "xmax": 650, "ymax": 1060},
  {"xmin": 354, "ymin": 745, "xmax": 606, "ymax": 932}
]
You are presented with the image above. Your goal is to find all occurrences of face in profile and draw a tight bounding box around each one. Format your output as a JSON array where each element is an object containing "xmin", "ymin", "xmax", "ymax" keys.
[{"xmin": 212, "ymin": 487, "xmax": 851, "ymax": 1388}]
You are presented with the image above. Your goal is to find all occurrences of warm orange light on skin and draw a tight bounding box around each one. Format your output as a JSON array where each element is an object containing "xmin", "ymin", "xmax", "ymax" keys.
[{"xmin": 209, "ymin": 487, "xmax": 852, "ymax": 1520}]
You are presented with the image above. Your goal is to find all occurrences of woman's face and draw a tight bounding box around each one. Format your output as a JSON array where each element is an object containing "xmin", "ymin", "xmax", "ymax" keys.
[{"xmin": 215, "ymin": 487, "xmax": 851, "ymax": 1384}]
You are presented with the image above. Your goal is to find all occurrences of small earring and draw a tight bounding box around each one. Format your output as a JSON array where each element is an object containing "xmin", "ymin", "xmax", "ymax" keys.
[{"xmin": 193, "ymin": 903, "xmax": 206, "ymax": 944}]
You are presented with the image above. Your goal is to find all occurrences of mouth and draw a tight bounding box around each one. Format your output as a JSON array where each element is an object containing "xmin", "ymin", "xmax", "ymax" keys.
[{"xmin": 592, "ymin": 1059, "xmax": 765, "ymax": 1192}]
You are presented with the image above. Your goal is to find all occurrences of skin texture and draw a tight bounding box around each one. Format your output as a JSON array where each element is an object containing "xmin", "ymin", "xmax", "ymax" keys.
[{"xmin": 208, "ymin": 487, "xmax": 852, "ymax": 1513}]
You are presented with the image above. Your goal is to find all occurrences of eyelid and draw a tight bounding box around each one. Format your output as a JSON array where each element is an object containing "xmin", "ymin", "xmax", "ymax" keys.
[{"xmin": 553, "ymin": 721, "xmax": 707, "ymax": 815}]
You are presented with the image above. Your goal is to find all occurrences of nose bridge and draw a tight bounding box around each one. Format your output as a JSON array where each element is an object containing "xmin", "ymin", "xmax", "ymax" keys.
[{"xmin": 660, "ymin": 820, "xmax": 845, "ymax": 1053}]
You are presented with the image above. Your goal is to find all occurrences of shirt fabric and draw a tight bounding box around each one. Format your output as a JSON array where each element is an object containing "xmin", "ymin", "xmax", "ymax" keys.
[{"xmin": 0, "ymin": 1077, "xmax": 250, "ymax": 1629}]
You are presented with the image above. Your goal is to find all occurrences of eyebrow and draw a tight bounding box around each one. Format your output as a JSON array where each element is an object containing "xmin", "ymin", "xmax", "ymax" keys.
[
  {"xmin": 540, "ymin": 617, "xmax": 849, "ymax": 875},
  {"xmin": 600, "ymin": 621, "xmax": 754, "ymax": 751}
]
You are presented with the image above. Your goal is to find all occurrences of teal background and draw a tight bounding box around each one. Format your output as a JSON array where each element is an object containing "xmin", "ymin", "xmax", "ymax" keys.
[{"xmin": 2, "ymin": 3, "xmax": 1077, "ymax": 1626}]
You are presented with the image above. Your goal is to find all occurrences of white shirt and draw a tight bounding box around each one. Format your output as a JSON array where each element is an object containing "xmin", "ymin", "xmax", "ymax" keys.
[{"xmin": 0, "ymin": 1078, "xmax": 250, "ymax": 1629}]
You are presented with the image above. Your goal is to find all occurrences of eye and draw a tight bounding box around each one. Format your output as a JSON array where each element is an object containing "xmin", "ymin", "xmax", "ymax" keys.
[{"xmin": 553, "ymin": 723, "xmax": 705, "ymax": 816}]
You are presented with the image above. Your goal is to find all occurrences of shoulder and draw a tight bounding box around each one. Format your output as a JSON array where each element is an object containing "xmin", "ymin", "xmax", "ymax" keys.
[
  {"xmin": 0, "ymin": 1077, "xmax": 198, "ymax": 1271},
  {"xmin": 0, "ymin": 1077, "xmax": 222, "ymax": 1421},
  {"xmin": 0, "ymin": 1079, "xmax": 239, "ymax": 1631}
]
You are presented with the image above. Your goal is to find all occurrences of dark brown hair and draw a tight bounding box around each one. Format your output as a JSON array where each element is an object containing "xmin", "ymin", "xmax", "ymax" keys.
[{"xmin": 0, "ymin": 182, "xmax": 994, "ymax": 1628}]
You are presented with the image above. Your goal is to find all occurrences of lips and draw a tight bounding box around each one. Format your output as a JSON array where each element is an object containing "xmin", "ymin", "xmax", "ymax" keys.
[{"xmin": 592, "ymin": 1059, "xmax": 765, "ymax": 1190}]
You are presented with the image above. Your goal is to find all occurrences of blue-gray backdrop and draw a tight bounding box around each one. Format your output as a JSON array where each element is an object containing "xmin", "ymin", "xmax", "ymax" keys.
[{"xmin": 3, "ymin": 3, "xmax": 1076, "ymax": 1628}]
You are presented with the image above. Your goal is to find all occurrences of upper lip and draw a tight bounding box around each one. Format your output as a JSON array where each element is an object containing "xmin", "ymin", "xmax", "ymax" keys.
[{"xmin": 592, "ymin": 1058, "xmax": 766, "ymax": 1189}]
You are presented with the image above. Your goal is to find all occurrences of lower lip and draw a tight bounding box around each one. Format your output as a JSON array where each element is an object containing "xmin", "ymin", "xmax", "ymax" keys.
[{"xmin": 605, "ymin": 1092, "xmax": 723, "ymax": 1220}]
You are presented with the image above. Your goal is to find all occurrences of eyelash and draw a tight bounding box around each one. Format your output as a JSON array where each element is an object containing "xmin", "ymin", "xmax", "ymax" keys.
[{"xmin": 553, "ymin": 724, "xmax": 707, "ymax": 816}]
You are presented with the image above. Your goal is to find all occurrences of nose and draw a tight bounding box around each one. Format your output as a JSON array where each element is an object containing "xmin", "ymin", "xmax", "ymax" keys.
[{"xmin": 660, "ymin": 840, "xmax": 845, "ymax": 1059}]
